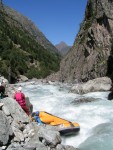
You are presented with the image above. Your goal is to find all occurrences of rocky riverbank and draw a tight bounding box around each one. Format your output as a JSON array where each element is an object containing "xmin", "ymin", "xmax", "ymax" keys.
[
  {"xmin": 0, "ymin": 97, "xmax": 78, "ymax": 150},
  {"xmin": 0, "ymin": 76, "xmax": 78, "ymax": 150}
]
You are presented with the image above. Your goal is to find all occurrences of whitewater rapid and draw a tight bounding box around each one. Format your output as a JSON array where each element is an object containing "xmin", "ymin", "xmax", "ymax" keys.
[{"xmin": 14, "ymin": 81, "xmax": 113, "ymax": 149}]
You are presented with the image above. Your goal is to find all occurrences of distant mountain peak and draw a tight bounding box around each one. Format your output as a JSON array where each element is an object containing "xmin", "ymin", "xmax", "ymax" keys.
[
  {"xmin": 55, "ymin": 41, "xmax": 71, "ymax": 55},
  {"xmin": 59, "ymin": 41, "xmax": 68, "ymax": 46}
]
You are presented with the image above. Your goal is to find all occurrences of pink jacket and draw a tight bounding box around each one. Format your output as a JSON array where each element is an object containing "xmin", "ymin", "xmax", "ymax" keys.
[{"xmin": 14, "ymin": 92, "xmax": 26, "ymax": 106}]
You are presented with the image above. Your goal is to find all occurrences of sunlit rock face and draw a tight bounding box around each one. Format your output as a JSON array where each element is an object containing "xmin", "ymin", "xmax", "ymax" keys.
[{"xmin": 60, "ymin": 0, "xmax": 113, "ymax": 83}]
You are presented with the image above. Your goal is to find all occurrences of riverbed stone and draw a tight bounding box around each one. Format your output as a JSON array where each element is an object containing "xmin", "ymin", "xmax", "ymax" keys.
[{"xmin": 72, "ymin": 97, "xmax": 99, "ymax": 105}]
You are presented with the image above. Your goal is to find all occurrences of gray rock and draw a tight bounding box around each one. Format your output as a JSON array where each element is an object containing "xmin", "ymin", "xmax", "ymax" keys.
[
  {"xmin": 2, "ymin": 105, "xmax": 10, "ymax": 116},
  {"xmin": 24, "ymin": 140, "xmax": 47, "ymax": 150},
  {"xmin": 0, "ymin": 97, "xmax": 30, "ymax": 123},
  {"xmin": 19, "ymin": 75, "xmax": 28, "ymax": 82},
  {"xmin": 23, "ymin": 122, "xmax": 40, "ymax": 139},
  {"xmin": 71, "ymin": 77, "xmax": 112, "ymax": 94},
  {"xmin": 7, "ymin": 116, "xmax": 13, "ymax": 124},
  {"xmin": 0, "ymin": 146, "xmax": 7, "ymax": 150},
  {"xmin": 56, "ymin": 144, "xmax": 65, "ymax": 150},
  {"xmin": 7, "ymin": 142, "xmax": 25, "ymax": 150},
  {"xmin": 64, "ymin": 145, "xmax": 77, "ymax": 150},
  {"xmin": 0, "ymin": 110, "xmax": 13, "ymax": 146},
  {"xmin": 38, "ymin": 127, "xmax": 61, "ymax": 148},
  {"xmin": 59, "ymin": 0, "xmax": 113, "ymax": 83},
  {"xmin": 12, "ymin": 121, "xmax": 24, "ymax": 142},
  {"xmin": 72, "ymin": 97, "xmax": 99, "ymax": 105},
  {"xmin": 0, "ymin": 103, "xmax": 4, "ymax": 109}
]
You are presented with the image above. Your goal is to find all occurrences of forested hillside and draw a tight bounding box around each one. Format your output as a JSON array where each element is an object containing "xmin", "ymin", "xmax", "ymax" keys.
[
  {"xmin": 0, "ymin": 4, "xmax": 61, "ymax": 83},
  {"xmin": 3, "ymin": 4, "xmax": 59, "ymax": 54}
]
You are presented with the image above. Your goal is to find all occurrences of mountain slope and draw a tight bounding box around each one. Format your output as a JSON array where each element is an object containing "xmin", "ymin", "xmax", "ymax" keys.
[
  {"xmin": 0, "ymin": 3, "xmax": 61, "ymax": 83},
  {"xmin": 2, "ymin": 4, "xmax": 58, "ymax": 54},
  {"xmin": 55, "ymin": 41, "xmax": 71, "ymax": 55},
  {"xmin": 60, "ymin": 0, "xmax": 113, "ymax": 82}
]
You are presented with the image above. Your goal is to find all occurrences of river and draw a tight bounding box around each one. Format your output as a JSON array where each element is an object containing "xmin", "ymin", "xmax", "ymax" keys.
[{"xmin": 14, "ymin": 81, "xmax": 113, "ymax": 150}]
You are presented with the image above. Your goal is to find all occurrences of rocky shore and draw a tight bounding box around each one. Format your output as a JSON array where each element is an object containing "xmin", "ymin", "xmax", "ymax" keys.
[
  {"xmin": 0, "ymin": 98, "xmax": 77, "ymax": 150},
  {"xmin": 0, "ymin": 77, "xmax": 78, "ymax": 150}
]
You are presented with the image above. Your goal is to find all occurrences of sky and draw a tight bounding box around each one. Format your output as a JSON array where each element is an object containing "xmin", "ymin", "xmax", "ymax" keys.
[{"xmin": 3, "ymin": 0, "xmax": 88, "ymax": 46}]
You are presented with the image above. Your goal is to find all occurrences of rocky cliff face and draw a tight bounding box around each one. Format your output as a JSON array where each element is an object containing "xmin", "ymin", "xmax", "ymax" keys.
[{"xmin": 60, "ymin": 0, "xmax": 113, "ymax": 82}]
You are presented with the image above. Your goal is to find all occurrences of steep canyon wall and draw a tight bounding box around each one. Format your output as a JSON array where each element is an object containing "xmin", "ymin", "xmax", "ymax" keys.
[{"xmin": 60, "ymin": 0, "xmax": 113, "ymax": 82}]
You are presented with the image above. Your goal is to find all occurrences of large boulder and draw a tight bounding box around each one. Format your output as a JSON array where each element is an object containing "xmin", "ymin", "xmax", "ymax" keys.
[
  {"xmin": 71, "ymin": 77, "xmax": 112, "ymax": 94},
  {"xmin": 0, "ymin": 110, "xmax": 13, "ymax": 146},
  {"xmin": 0, "ymin": 76, "xmax": 9, "ymax": 85},
  {"xmin": 71, "ymin": 97, "xmax": 99, "ymax": 105},
  {"xmin": 19, "ymin": 75, "xmax": 28, "ymax": 82},
  {"xmin": 1, "ymin": 97, "xmax": 30, "ymax": 123},
  {"xmin": 38, "ymin": 126, "xmax": 61, "ymax": 148}
]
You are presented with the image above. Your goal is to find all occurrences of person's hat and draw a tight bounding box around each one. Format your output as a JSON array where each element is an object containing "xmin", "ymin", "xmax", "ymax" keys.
[
  {"xmin": 2, "ymin": 79, "xmax": 5, "ymax": 83},
  {"xmin": 18, "ymin": 87, "xmax": 22, "ymax": 91}
]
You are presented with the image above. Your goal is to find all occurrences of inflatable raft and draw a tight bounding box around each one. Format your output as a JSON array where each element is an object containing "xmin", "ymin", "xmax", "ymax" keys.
[{"xmin": 38, "ymin": 111, "xmax": 80, "ymax": 135}]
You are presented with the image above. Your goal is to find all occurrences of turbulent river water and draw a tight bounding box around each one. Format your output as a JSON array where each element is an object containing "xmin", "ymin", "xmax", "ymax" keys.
[{"xmin": 14, "ymin": 81, "xmax": 113, "ymax": 150}]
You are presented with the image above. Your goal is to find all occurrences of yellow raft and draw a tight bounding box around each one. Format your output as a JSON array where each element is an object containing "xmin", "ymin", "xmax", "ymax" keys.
[{"xmin": 39, "ymin": 111, "xmax": 80, "ymax": 135}]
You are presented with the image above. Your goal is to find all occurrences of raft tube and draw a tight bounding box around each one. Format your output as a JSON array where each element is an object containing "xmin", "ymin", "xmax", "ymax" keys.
[
  {"xmin": 39, "ymin": 111, "xmax": 80, "ymax": 135},
  {"xmin": 58, "ymin": 125, "xmax": 80, "ymax": 136}
]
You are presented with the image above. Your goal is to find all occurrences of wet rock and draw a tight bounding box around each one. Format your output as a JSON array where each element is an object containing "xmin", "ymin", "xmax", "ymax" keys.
[
  {"xmin": 72, "ymin": 97, "xmax": 99, "ymax": 105},
  {"xmin": 71, "ymin": 77, "xmax": 112, "ymax": 94}
]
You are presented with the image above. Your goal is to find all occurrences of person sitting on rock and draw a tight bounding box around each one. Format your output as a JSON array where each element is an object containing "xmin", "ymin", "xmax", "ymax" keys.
[
  {"xmin": 0, "ymin": 83, "xmax": 8, "ymax": 99},
  {"xmin": 14, "ymin": 87, "xmax": 30, "ymax": 116},
  {"xmin": 0, "ymin": 82, "xmax": 5, "ymax": 99},
  {"xmin": 31, "ymin": 111, "xmax": 43, "ymax": 124}
]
